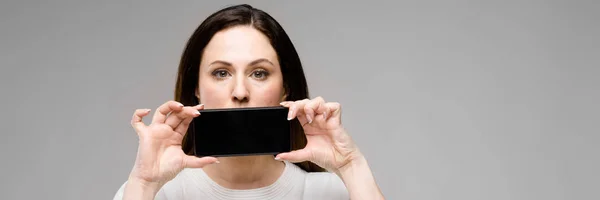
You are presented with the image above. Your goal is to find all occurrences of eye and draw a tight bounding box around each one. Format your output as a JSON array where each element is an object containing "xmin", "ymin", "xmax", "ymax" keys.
[
  {"xmin": 251, "ymin": 69, "xmax": 269, "ymax": 80},
  {"xmin": 211, "ymin": 69, "xmax": 230, "ymax": 79}
]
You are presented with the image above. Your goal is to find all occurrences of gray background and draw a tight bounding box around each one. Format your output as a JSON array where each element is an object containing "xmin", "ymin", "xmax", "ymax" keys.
[{"xmin": 1, "ymin": 0, "xmax": 598, "ymax": 199}]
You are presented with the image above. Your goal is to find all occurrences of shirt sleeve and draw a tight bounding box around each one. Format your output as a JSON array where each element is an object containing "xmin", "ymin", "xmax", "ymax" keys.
[{"xmin": 303, "ymin": 172, "xmax": 350, "ymax": 200}]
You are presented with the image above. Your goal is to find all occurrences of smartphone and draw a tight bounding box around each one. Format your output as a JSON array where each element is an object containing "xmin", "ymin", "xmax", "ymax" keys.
[{"xmin": 192, "ymin": 106, "xmax": 292, "ymax": 157}]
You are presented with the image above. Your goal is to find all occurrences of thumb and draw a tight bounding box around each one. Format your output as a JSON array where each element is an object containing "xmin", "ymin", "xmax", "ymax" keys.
[
  {"xmin": 275, "ymin": 149, "xmax": 313, "ymax": 163},
  {"xmin": 183, "ymin": 155, "xmax": 219, "ymax": 168}
]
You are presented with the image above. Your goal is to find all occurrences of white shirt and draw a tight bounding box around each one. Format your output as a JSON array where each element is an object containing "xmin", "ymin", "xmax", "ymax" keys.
[{"xmin": 112, "ymin": 161, "xmax": 349, "ymax": 200}]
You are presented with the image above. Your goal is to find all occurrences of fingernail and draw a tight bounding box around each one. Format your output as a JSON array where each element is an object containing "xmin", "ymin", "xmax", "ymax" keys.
[
  {"xmin": 274, "ymin": 157, "xmax": 281, "ymax": 161},
  {"xmin": 197, "ymin": 104, "xmax": 204, "ymax": 107},
  {"xmin": 214, "ymin": 160, "xmax": 220, "ymax": 164},
  {"xmin": 194, "ymin": 110, "xmax": 200, "ymax": 115},
  {"xmin": 323, "ymin": 112, "xmax": 328, "ymax": 119},
  {"xmin": 287, "ymin": 107, "xmax": 293, "ymax": 120},
  {"xmin": 306, "ymin": 114, "xmax": 312, "ymax": 124},
  {"xmin": 177, "ymin": 102, "xmax": 184, "ymax": 107}
]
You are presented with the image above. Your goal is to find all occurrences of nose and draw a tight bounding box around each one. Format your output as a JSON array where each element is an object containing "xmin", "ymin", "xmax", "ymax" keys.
[{"xmin": 231, "ymin": 77, "xmax": 249, "ymax": 103}]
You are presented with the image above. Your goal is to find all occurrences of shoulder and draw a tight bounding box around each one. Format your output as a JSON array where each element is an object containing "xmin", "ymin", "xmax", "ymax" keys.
[{"xmin": 303, "ymin": 172, "xmax": 349, "ymax": 200}]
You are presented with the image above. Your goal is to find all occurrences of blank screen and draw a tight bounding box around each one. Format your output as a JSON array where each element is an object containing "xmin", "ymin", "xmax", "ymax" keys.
[{"xmin": 192, "ymin": 106, "xmax": 292, "ymax": 157}]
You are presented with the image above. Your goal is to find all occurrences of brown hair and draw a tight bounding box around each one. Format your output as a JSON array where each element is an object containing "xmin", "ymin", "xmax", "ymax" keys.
[{"xmin": 173, "ymin": 4, "xmax": 325, "ymax": 172}]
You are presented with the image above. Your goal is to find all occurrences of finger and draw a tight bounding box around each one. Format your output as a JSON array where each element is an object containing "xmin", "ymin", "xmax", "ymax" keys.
[
  {"xmin": 304, "ymin": 96, "xmax": 327, "ymax": 124},
  {"xmin": 174, "ymin": 117, "xmax": 193, "ymax": 135},
  {"xmin": 325, "ymin": 102, "xmax": 342, "ymax": 120},
  {"xmin": 275, "ymin": 149, "xmax": 313, "ymax": 163},
  {"xmin": 174, "ymin": 105, "xmax": 204, "ymax": 135},
  {"xmin": 287, "ymin": 99, "xmax": 310, "ymax": 121},
  {"xmin": 152, "ymin": 101, "xmax": 184, "ymax": 124},
  {"xmin": 322, "ymin": 105, "xmax": 332, "ymax": 120},
  {"xmin": 279, "ymin": 101, "xmax": 292, "ymax": 107},
  {"xmin": 131, "ymin": 109, "xmax": 151, "ymax": 132},
  {"xmin": 183, "ymin": 155, "xmax": 219, "ymax": 168},
  {"xmin": 164, "ymin": 106, "xmax": 201, "ymax": 129},
  {"xmin": 193, "ymin": 103, "xmax": 205, "ymax": 110}
]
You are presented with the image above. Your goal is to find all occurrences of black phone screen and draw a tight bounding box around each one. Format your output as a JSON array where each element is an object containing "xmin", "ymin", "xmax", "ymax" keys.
[{"xmin": 192, "ymin": 106, "xmax": 292, "ymax": 157}]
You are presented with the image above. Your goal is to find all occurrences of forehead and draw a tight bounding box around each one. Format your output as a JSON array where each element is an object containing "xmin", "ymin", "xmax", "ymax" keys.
[{"xmin": 201, "ymin": 25, "xmax": 279, "ymax": 65}]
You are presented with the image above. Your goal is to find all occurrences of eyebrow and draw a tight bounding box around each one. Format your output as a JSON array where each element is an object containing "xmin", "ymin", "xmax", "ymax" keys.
[{"xmin": 208, "ymin": 58, "xmax": 275, "ymax": 68}]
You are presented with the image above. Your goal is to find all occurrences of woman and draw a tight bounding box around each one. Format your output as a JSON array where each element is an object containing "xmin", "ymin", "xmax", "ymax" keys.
[{"xmin": 114, "ymin": 4, "xmax": 384, "ymax": 200}]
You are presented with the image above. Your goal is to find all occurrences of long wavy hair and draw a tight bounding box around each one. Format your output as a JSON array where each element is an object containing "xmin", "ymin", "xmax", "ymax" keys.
[{"xmin": 173, "ymin": 4, "xmax": 325, "ymax": 172}]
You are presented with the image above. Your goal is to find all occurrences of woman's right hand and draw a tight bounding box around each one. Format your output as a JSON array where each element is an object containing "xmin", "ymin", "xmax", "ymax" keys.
[{"xmin": 127, "ymin": 101, "xmax": 218, "ymax": 190}]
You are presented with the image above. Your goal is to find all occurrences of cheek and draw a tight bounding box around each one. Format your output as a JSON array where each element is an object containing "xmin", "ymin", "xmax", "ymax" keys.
[
  {"xmin": 198, "ymin": 81, "xmax": 228, "ymax": 108},
  {"xmin": 252, "ymin": 83, "xmax": 285, "ymax": 106}
]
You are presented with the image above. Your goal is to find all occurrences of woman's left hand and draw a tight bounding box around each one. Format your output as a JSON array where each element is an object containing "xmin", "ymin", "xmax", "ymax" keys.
[{"xmin": 275, "ymin": 96, "xmax": 362, "ymax": 173}]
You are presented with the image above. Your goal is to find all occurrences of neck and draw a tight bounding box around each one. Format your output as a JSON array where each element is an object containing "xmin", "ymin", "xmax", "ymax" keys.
[{"xmin": 202, "ymin": 155, "xmax": 285, "ymax": 189}]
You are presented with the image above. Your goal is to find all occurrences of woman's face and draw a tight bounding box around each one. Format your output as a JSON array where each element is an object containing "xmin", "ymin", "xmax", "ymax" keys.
[{"xmin": 197, "ymin": 25, "xmax": 285, "ymax": 109}]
